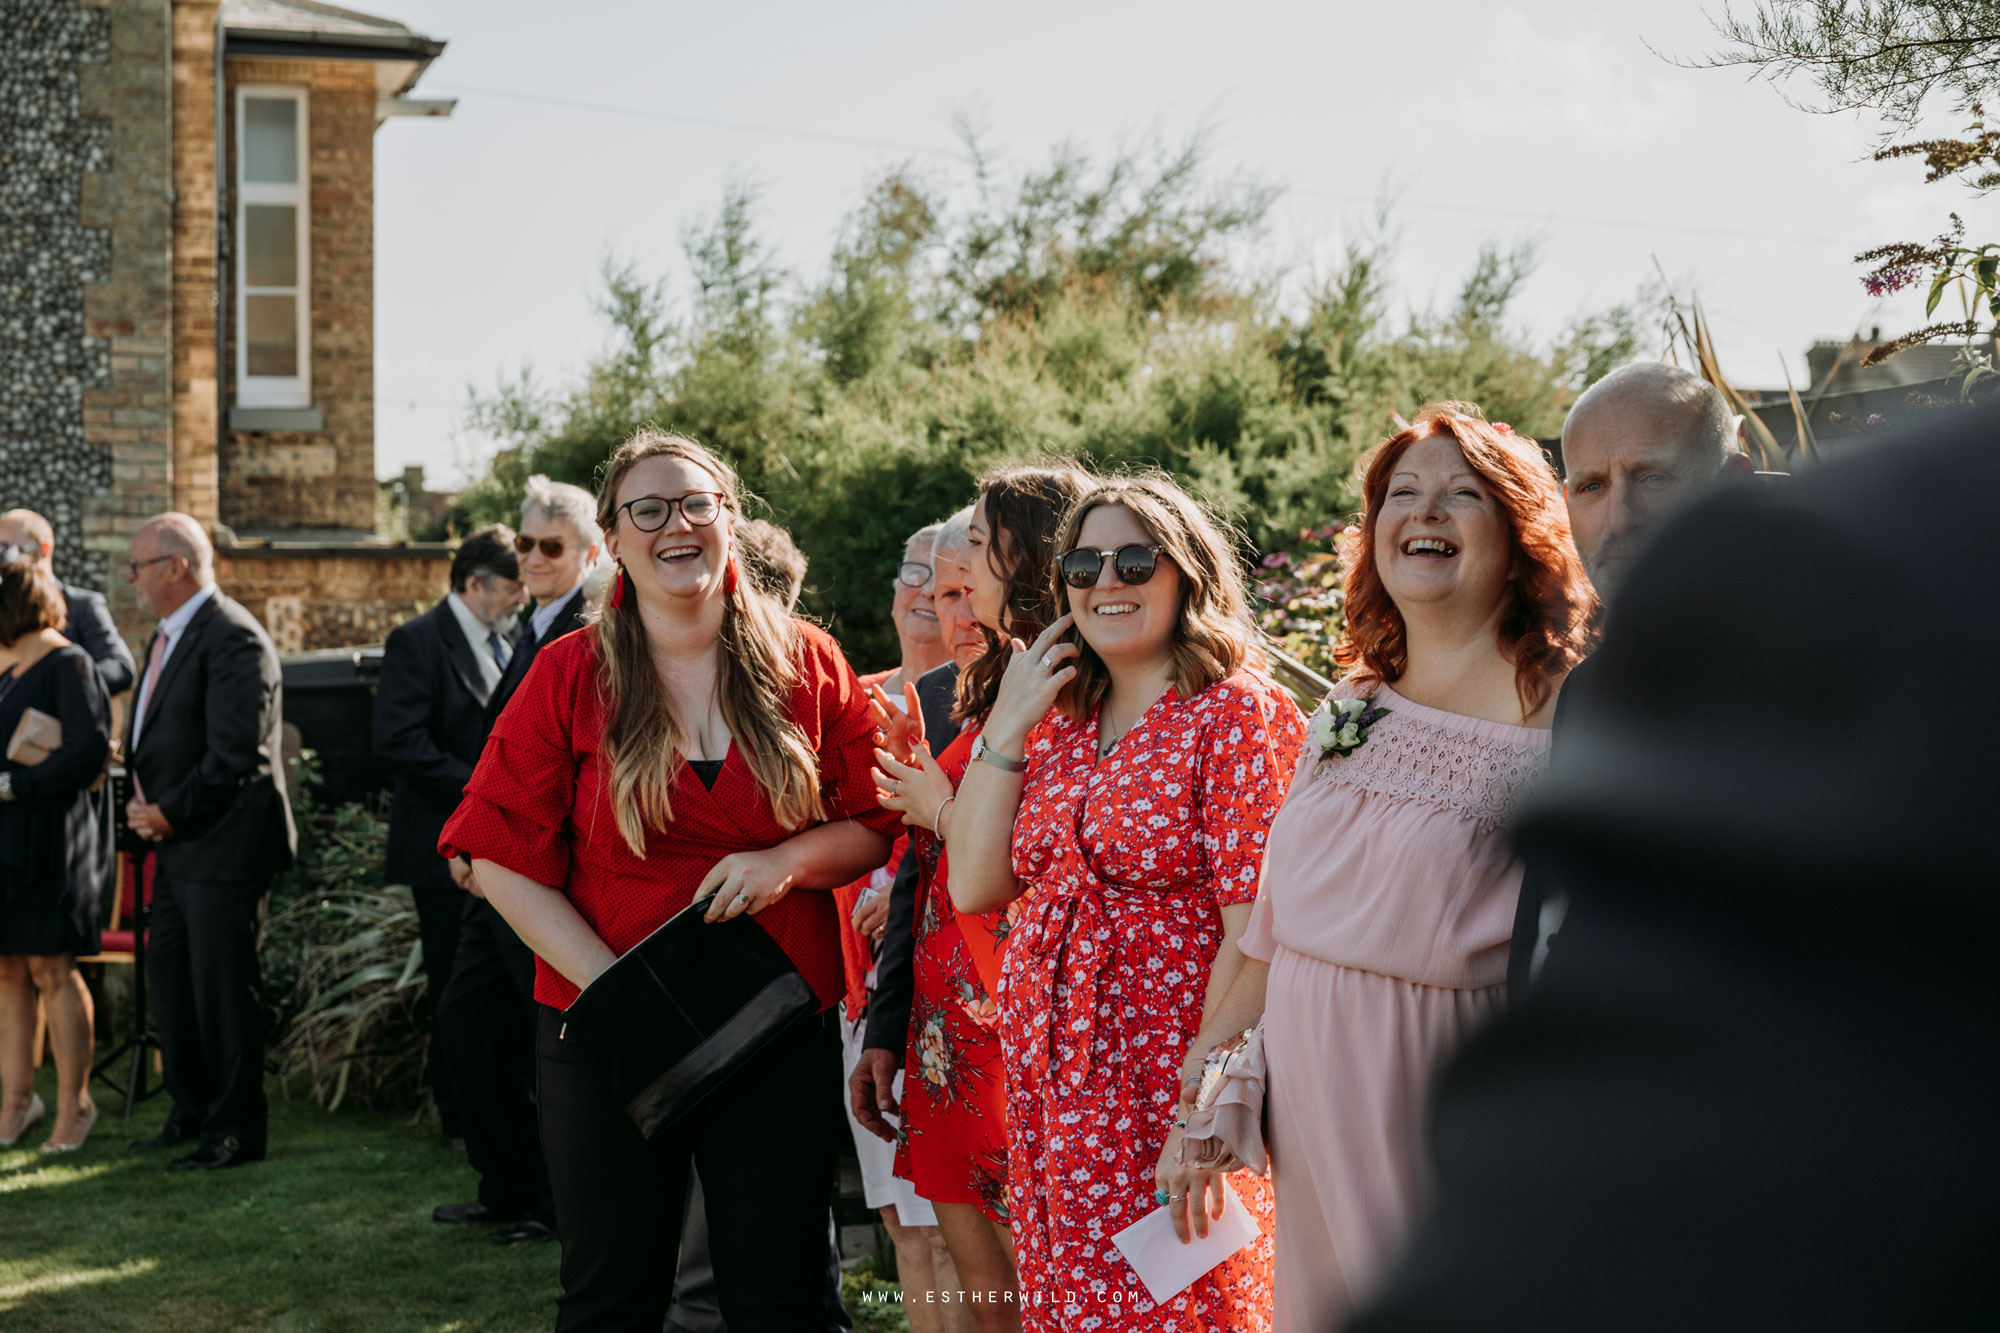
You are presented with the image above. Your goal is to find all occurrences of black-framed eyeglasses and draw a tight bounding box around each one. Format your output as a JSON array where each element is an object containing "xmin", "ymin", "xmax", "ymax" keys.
[
  {"xmin": 896, "ymin": 561, "xmax": 933, "ymax": 588},
  {"xmin": 514, "ymin": 534, "xmax": 570, "ymax": 558},
  {"xmin": 127, "ymin": 554, "xmax": 180, "ymax": 577},
  {"xmin": 1058, "ymin": 544, "xmax": 1167, "ymax": 589},
  {"xmin": 618, "ymin": 492, "xmax": 723, "ymax": 532}
]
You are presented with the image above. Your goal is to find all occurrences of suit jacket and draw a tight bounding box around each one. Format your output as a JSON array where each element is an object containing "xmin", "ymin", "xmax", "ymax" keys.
[
  {"xmin": 1503, "ymin": 654, "xmax": 1598, "ymax": 996},
  {"xmin": 62, "ymin": 583, "xmax": 137, "ymax": 697},
  {"xmin": 128, "ymin": 591, "xmax": 297, "ymax": 882},
  {"xmin": 374, "ymin": 598, "xmax": 518, "ymax": 891},
  {"xmin": 862, "ymin": 660, "xmax": 963, "ymax": 1056},
  {"xmin": 483, "ymin": 586, "xmax": 589, "ymax": 733},
  {"xmin": 1350, "ymin": 406, "xmax": 2000, "ymax": 1332}
]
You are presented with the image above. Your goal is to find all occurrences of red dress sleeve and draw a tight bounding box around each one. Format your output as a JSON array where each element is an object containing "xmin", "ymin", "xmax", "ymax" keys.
[
  {"xmin": 438, "ymin": 634, "xmax": 588, "ymax": 887},
  {"xmin": 1198, "ymin": 675, "xmax": 1308, "ymax": 907},
  {"xmin": 797, "ymin": 624, "xmax": 901, "ymax": 839}
]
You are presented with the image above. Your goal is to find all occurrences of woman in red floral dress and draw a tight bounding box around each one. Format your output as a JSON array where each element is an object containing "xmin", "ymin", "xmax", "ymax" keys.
[
  {"xmin": 948, "ymin": 475, "xmax": 1307, "ymax": 1331},
  {"xmin": 874, "ymin": 465, "xmax": 1094, "ymax": 1333}
]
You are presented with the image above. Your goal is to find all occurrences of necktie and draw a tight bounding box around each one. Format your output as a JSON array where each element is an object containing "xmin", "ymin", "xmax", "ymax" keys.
[
  {"xmin": 487, "ymin": 631, "xmax": 510, "ymax": 672},
  {"xmin": 132, "ymin": 632, "xmax": 167, "ymax": 800}
]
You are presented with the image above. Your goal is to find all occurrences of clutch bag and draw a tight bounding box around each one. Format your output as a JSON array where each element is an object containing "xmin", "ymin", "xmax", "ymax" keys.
[
  {"xmin": 1178, "ymin": 1023, "xmax": 1269, "ymax": 1175},
  {"xmin": 558, "ymin": 898, "xmax": 817, "ymax": 1139},
  {"xmin": 6, "ymin": 707, "xmax": 61, "ymax": 766}
]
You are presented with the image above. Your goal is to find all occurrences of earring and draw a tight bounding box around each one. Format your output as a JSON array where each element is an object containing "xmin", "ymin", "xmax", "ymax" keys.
[
  {"xmin": 610, "ymin": 565, "xmax": 629, "ymax": 609},
  {"xmin": 724, "ymin": 555, "xmax": 740, "ymax": 595}
]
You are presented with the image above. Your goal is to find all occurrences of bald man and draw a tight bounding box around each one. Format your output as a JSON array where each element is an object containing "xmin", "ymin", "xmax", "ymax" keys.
[
  {"xmin": 0, "ymin": 509, "xmax": 137, "ymax": 703},
  {"xmin": 1507, "ymin": 363, "xmax": 1754, "ymax": 993},
  {"xmin": 123, "ymin": 514, "xmax": 295, "ymax": 1170}
]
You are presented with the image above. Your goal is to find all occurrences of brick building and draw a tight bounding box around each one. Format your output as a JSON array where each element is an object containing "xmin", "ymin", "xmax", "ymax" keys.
[{"xmin": 4, "ymin": 0, "xmax": 461, "ymax": 652}]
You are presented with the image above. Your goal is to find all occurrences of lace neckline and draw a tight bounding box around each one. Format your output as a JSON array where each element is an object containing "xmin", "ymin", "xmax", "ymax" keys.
[{"xmin": 1370, "ymin": 684, "xmax": 1551, "ymax": 744}]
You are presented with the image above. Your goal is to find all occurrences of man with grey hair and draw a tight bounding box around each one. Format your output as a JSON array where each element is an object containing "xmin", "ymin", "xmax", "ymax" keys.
[
  {"xmin": 431, "ymin": 477, "xmax": 599, "ymax": 1245},
  {"xmin": 123, "ymin": 513, "xmax": 295, "ymax": 1169},
  {"xmin": 1508, "ymin": 362, "xmax": 1754, "ymax": 992},
  {"xmin": 1557, "ymin": 361, "xmax": 1752, "ymax": 596}
]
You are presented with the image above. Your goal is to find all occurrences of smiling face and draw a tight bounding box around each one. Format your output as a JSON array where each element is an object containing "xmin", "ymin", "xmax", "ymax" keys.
[
  {"xmin": 604, "ymin": 455, "xmax": 732, "ymax": 610},
  {"xmin": 519, "ymin": 513, "xmax": 596, "ymax": 603},
  {"xmin": 891, "ymin": 534, "xmax": 942, "ymax": 651},
  {"xmin": 1373, "ymin": 434, "xmax": 1513, "ymax": 620},
  {"xmin": 1066, "ymin": 504, "xmax": 1181, "ymax": 671}
]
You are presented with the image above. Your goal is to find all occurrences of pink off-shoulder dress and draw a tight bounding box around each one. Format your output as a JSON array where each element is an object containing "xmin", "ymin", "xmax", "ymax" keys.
[{"xmin": 1238, "ymin": 682, "xmax": 1549, "ymax": 1331}]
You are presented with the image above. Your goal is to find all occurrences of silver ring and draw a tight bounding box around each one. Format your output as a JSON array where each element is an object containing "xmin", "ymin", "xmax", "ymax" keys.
[
  {"xmin": 1166, "ymin": 1191, "xmax": 1186, "ymax": 1202},
  {"xmin": 734, "ymin": 892, "xmax": 749, "ymax": 907},
  {"xmin": 889, "ymin": 780, "xmax": 900, "ymax": 795},
  {"xmin": 1040, "ymin": 652, "xmax": 1058, "ymax": 670}
]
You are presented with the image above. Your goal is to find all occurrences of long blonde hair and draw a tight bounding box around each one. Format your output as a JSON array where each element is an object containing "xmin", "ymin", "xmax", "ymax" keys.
[
  {"xmin": 594, "ymin": 431, "xmax": 824, "ymax": 853},
  {"xmin": 1048, "ymin": 473, "xmax": 1257, "ymax": 723}
]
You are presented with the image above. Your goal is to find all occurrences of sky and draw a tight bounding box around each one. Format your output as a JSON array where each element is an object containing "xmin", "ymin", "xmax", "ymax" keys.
[{"xmin": 368, "ymin": 0, "xmax": 1989, "ymax": 486}]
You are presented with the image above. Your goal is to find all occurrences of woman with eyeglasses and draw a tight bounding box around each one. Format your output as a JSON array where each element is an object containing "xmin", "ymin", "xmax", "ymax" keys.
[
  {"xmin": 944, "ymin": 473, "xmax": 1307, "ymax": 1331},
  {"xmin": 872, "ymin": 465, "xmax": 1093, "ymax": 1333},
  {"xmin": 439, "ymin": 430, "xmax": 899, "ymax": 1330}
]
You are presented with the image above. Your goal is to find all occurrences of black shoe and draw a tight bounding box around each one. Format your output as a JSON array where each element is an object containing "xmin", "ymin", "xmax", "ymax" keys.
[
  {"xmin": 434, "ymin": 1201, "xmax": 520, "ymax": 1225},
  {"xmin": 492, "ymin": 1218, "xmax": 556, "ymax": 1246},
  {"xmin": 168, "ymin": 1136, "xmax": 264, "ymax": 1171},
  {"xmin": 130, "ymin": 1125, "xmax": 188, "ymax": 1151}
]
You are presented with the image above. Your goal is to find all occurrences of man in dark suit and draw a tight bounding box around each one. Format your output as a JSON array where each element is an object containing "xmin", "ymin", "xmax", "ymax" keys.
[
  {"xmin": 1351, "ymin": 406, "xmax": 2000, "ymax": 1331},
  {"xmin": 372, "ymin": 525, "xmax": 525, "ymax": 1150},
  {"xmin": 0, "ymin": 509, "xmax": 138, "ymax": 705},
  {"xmin": 433, "ymin": 477, "xmax": 599, "ymax": 1244},
  {"xmin": 1506, "ymin": 363, "xmax": 1751, "ymax": 994},
  {"xmin": 123, "ymin": 513, "xmax": 296, "ymax": 1170}
]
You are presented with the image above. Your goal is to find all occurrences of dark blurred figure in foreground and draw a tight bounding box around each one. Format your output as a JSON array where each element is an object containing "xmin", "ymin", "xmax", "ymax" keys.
[
  {"xmin": 1350, "ymin": 406, "xmax": 2000, "ymax": 1331},
  {"xmin": 1509, "ymin": 364, "xmax": 1751, "ymax": 993}
]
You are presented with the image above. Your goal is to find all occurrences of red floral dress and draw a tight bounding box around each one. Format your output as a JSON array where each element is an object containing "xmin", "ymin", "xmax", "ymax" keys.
[
  {"xmin": 893, "ymin": 722, "xmax": 1014, "ymax": 1221},
  {"xmin": 1004, "ymin": 673, "xmax": 1306, "ymax": 1331}
]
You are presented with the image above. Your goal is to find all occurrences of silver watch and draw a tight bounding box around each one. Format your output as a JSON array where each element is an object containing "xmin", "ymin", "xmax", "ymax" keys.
[{"xmin": 970, "ymin": 734, "xmax": 1026, "ymax": 773}]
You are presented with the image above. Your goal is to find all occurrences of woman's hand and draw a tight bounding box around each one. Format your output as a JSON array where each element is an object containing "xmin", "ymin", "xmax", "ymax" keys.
[
  {"xmin": 981, "ymin": 615, "xmax": 1080, "ymax": 755},
  {"xmin": 873, "ymin": 744, "xmax": 955, "ymax": 832},
  {"xmin": 852, "ymin": 885, "xmax": 891, "ymax": 938},
  {"xmin": 1154, "ymin": 1127, "xmax": 1231, "ymax": 1245},
  {"xmin": 694, "ymin": 847, "xmax": 798, "ymax": 923},
  {"xmin": 868, "ymin": 681, "xmax": 926, "ymax": 767}
]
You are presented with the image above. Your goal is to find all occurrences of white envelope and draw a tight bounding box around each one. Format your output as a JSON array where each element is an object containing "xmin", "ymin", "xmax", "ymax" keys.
[{"xmin": 1110, "ymin": 1181, "xmax": 1261, "ymax": 1307}]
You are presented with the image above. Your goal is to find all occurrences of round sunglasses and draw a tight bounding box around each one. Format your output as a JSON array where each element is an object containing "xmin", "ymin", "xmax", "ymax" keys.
[
  {"xmin": 618, "ymin": 492, "xmax": 723, "ymax": 532},
  {"xmin": 514, "ymin": 534, "xmax": 571, "ymax": 558},
  {"xmin": 1058, "ymin": 544, "xmax": 1166, "ymax": 589},
  {"xmin": 895, "ymin": 561, "xmax": 933, "ymax": 588}
]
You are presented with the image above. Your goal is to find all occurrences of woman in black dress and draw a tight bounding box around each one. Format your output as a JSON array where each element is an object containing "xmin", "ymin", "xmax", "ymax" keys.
[{"xmin": 0, "ymin": 559, "xmax": 112, "ymax": 1152}]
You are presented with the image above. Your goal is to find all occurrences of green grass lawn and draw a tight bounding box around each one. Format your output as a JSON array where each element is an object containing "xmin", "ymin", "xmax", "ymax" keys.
[{"xmin": 0, "ymin": 1062, "xmax": 560, "ymax": 1331}]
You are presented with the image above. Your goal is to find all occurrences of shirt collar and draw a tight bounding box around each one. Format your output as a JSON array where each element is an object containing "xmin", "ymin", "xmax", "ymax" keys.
[
  {"xmin": 530, "ymin": 578, "xmax": 588, "ymax": 641},
  {"xmin": 158, "ymin": 582, "xmax": 217, "ymax": 642},
  {"xmin": 447, "ymin": 592, "xmax": 498, "ymax": 644}
]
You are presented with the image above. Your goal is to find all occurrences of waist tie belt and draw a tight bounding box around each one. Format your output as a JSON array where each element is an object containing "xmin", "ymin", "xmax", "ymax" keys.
[{"xmin": 1012, "ymin": 878, "xmax": 1216, "ymax": 1092}]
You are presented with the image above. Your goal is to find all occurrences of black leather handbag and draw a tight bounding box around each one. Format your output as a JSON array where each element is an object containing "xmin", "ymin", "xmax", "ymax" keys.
[{"xmin": 557, "ymin": 899, "xmax": 817, "ymax": 1138}]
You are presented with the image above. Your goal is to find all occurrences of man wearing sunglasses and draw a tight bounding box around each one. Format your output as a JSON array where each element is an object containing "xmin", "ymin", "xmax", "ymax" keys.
[
  {"xmin": 372, "ymin": 525, "xmax": 526, "ymax": 1160},
  {"xmin": 432, "ymin": 476, "xmax": 602, "ymax": 1247}
]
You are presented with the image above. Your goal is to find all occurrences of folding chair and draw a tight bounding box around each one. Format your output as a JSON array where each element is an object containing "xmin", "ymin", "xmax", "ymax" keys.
[{"xmin": 78, "ymin": 850, "xmax": 163, "ymax": 1118}]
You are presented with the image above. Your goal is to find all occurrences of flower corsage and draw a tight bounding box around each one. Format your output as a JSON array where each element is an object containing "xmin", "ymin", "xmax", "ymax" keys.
[{"xmin": 1309, "ymin": 695, "xmax": 1389, "ymax": 760}]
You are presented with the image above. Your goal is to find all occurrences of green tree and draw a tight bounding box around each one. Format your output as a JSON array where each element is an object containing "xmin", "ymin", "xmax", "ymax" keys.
[{"xmin": 448, "ymin": 139, "xmax": 1648, "ymax": 666}]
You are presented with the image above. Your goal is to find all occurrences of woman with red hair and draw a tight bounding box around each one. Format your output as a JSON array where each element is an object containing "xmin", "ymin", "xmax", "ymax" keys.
[{"xmin": 1166, "ymin": 404, "xmax": 1596, "ymax": 1332}]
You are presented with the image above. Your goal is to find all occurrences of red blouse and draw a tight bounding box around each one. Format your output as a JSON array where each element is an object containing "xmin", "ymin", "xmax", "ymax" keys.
[{"xmin": 438, "ymin": 622, "xmax": 900, "ymax": 1010}]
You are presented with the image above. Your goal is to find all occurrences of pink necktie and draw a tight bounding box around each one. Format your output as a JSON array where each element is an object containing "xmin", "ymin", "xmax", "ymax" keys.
[{"xmin": 132, "ymin": 633, "xmax": 166, "ymax": 802}]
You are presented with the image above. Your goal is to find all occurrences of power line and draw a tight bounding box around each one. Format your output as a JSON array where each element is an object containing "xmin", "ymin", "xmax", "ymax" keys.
[
  {"xmin": 426, "ymin": 82, "xmax": 1869, "ymax": 248},
  {"xmin": 425, "ymin": 83, "xmax": 958, "ymax": 159}
]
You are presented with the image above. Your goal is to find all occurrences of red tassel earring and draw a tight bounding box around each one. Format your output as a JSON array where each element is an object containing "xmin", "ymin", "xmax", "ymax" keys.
[
  {"xmin": 610, "ymin": 565, "xmax": 629, "ymax": 609},
  {"xmin": 724, "ymin": 555, "xmax": 740, "ymax": 595}
]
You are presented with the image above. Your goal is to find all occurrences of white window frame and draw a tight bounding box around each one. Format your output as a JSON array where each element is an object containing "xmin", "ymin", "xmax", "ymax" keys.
[{"xmin": 235, "ymin": 84, "xmax": 311, "ymax": 409}]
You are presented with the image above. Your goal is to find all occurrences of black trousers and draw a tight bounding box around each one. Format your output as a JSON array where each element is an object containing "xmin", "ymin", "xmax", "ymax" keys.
[
  {"xmin": 439, "ymin": 898, "xmax": 550, "ymax": 1220},
  {"xmin": 665, "ymin": 1167, "xmax": 853, "ymax": 1333},
  {"xmin": 412, "ymin": 884, "xmax": 466, "ymax": 1136},
  {"xmin": 537, "ymin": 1004, "xmax": 844, "ymax": 1332},
  {"xmin": 149, "ymin": 873, "xmax": 268, "ymax": 1151}
]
